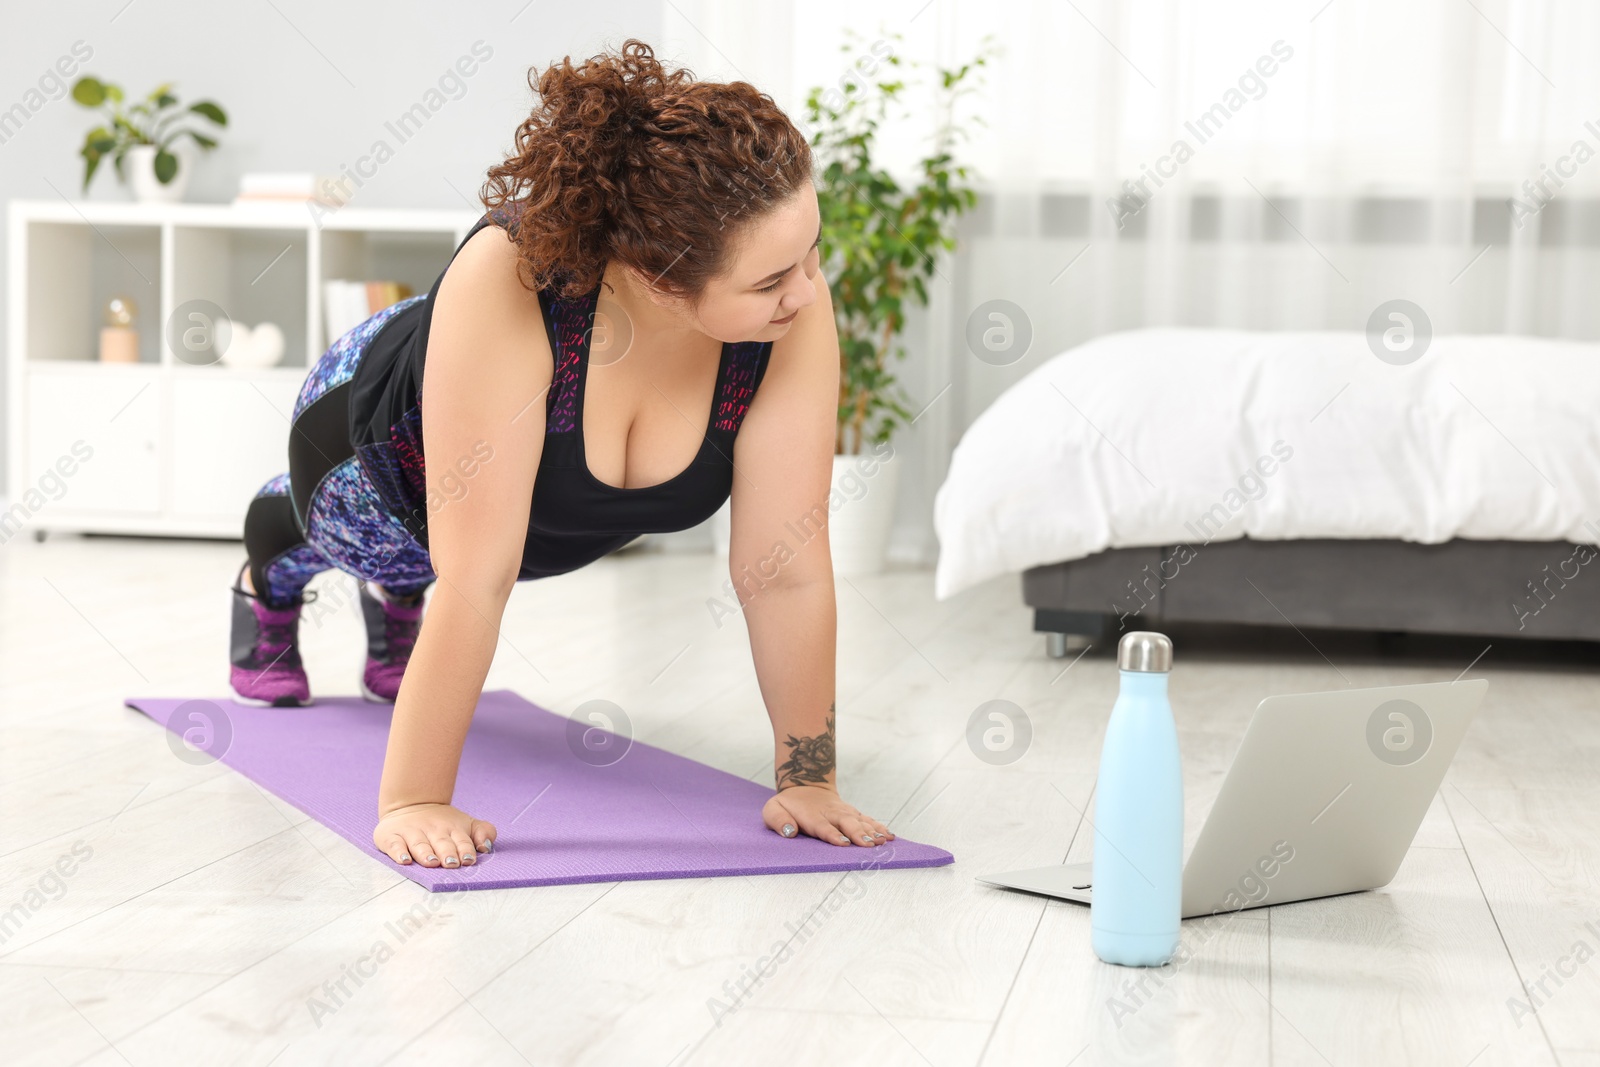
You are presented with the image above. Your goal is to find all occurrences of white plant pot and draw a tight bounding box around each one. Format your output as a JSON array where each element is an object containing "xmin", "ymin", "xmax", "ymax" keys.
[
  {"xmin": 126, "ymin": 144, "xmax": 190, "ymax": 204},
  {"xmin": 828, "ymin": 450, "xmax": 899, "ymax": 575},
  {"xmin": 709, "ymin": 496, "xmax": 732, "ymax": 557},
  {"xmin": 709, "ymin": 447, "xmax": 900, "ymax": 575}
]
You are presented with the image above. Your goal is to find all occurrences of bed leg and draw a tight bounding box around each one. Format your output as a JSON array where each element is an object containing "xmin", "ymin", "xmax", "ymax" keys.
[{"xmin": 1034, "ymin": 610, "xmax": 1114, "ymax": 658}]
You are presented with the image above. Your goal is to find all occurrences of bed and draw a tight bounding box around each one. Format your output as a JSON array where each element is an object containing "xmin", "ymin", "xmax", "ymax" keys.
[{"xmin": 932, "ymin": 328, "xmax": 1600, "ymax": 654}]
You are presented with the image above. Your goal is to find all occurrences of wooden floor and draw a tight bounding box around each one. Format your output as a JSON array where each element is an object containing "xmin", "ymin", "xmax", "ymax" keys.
[{"xmin": 1, "ymin": 534, "xmax": 1597, "ymax": 1066}]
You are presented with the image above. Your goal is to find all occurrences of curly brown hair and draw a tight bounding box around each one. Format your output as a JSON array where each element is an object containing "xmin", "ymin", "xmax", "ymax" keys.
[{"xmin": 481, "ymin": 39, "xmax": 813, "ymax": 302}]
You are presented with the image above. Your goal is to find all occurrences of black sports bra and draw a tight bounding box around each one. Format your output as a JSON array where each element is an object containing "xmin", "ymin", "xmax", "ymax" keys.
[{"xmin": 348, "ymin": 211, "xmax": 775, "ymax": 580}]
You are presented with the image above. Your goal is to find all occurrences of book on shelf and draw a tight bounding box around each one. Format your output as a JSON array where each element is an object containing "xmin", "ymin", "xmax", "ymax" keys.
[
  {"xmin": 233, "ymin": 171, "xmax": 348, "ymax": 208},
  {"xmin": 322, "ymin": 280, "xmax": 415, "ymax": 348}
]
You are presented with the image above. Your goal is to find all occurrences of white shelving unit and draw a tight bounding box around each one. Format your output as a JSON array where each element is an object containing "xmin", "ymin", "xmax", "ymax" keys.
[{"xmin": 6, "ymin": 200, "xmax": 479, "ymax": 539}]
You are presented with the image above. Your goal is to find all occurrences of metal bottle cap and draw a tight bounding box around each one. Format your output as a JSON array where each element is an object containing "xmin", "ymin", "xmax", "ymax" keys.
[{"xmin": 1118, "ymin": 630, "xmax": 1173, "ymax": 672}]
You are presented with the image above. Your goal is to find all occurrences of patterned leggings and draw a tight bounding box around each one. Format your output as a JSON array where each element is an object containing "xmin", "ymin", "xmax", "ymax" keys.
[{"xmin": 243, "ymin": 298, "xmax": 436, "ymax": 608}]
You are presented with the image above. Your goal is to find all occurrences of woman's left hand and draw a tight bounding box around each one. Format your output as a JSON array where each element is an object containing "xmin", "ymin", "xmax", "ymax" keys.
[{"xmin": 762, "ymin": 785, "xmax": 897, "ymax": 847}]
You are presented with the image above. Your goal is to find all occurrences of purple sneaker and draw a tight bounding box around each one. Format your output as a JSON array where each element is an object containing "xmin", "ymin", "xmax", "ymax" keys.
[
  {"xmin": 359, "ymin": 581, "xmax": 425, "ymax": 703},
  {"xmin": 229, "ymin": 564, "xmax": 312, "ymax": 707}
]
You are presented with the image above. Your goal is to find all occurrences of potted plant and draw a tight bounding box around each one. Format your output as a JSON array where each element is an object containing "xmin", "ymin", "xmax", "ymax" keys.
[
  {"xmin": 72, "ymin": 77, "xmax": 227, "ymax": 203},
  {"xmin": 803, "ymin": 33, "xmax": 990, "ymax": 574},
  {"xmin": 705, "ymin": 36, "xmax": 990, "ymax": 571}
]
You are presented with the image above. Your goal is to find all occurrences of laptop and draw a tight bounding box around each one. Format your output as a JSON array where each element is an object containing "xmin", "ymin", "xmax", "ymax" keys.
[{"xmin": 977, "ymin": 678, "xmax": 1488, "ymax": 919}]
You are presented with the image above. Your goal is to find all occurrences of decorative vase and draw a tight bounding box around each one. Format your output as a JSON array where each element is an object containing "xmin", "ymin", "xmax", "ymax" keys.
[
  {"xmin": 126, "ymin": 144, "xmax": 190, "ymax": 204},
  {"xmin": 219, "ymin": 322, "xmax": 286, "ymax": 369}
]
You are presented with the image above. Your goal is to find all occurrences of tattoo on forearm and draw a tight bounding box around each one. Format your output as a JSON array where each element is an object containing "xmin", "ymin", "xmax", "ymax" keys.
[{"xmin": 776, "ymin": 703, "xmax": 836, "ymax": 790}]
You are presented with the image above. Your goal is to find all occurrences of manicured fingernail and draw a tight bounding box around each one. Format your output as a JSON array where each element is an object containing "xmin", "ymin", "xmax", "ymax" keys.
[
  {"xmin": 461, "ymin": 854, "xmax": 474, "ymax": 865},
  {"xmin": 872, "ymin": 832, "xmax": 885, "ymax": 839},
  {"xmin": 479, "ymin": 840, "xmax": 493, "ymax": 853},
  {"xmin": 442, "ymin": 856, "xmax": 459, "ymax": 868},
  {"xmin": 781, "ymin": 823, "xmax": 796, "ymax": 837},
  {"xmin": 838, "ymin": 835, "xmax": 849, "ymax": 844},
  {"xmin": 426, "ymin": 855, "xmax": 438, "ymax": 863}
]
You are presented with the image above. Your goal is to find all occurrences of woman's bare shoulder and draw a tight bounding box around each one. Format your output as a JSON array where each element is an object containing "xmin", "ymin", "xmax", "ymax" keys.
[{"xmin": 429, "ymin": 219, "xmax": 553, "ymax": 381}]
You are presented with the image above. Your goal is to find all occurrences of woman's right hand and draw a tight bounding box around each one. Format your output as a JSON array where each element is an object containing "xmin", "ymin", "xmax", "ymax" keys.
[{"xmin": 373, "ymin": 802, "xmax": 496, "ymax": 868}]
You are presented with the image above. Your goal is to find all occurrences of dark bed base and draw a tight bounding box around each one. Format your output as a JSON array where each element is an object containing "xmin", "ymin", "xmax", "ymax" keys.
[{"xmin": 1024, "ymin": 537, "xmax": 1600, "ymax": 656}]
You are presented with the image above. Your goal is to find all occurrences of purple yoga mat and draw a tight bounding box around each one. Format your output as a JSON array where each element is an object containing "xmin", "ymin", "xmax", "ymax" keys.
[{"xmin": 125, "ymin": 690, "xmax": 953, "ymax": 892}]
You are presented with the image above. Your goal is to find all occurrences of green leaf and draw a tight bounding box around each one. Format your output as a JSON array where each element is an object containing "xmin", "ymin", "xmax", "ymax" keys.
[
  {"xmin": 189, "ymin": 100, "xmax": 227, "ymax": 126},
  {"xmin": 154, "ymin": 148, "xmax": 179, "ymax": 183},
  {"xmin": 72, "ymin": 77, "xmax": 106, "ymax": 107},
  {"xmin": 178, "ymin": 129, "xmax": 218, "ymax": 150}
]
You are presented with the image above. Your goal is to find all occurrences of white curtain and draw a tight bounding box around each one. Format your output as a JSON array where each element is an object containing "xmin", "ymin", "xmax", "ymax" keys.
[{"xmin": 658, "ymin": 0, "xmax": 1600, "ymax": 562}]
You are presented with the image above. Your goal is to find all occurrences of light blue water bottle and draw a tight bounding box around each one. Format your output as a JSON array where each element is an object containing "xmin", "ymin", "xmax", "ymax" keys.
[{"xmin": 1091, "ymin": 630, "xmax": 1182, "ymax": 966}]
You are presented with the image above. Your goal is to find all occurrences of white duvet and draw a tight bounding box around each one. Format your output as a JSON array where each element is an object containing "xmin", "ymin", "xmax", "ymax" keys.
[{"xmin": 933, "ymin": 328, "xmax": 1600, "ymax": 600}]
